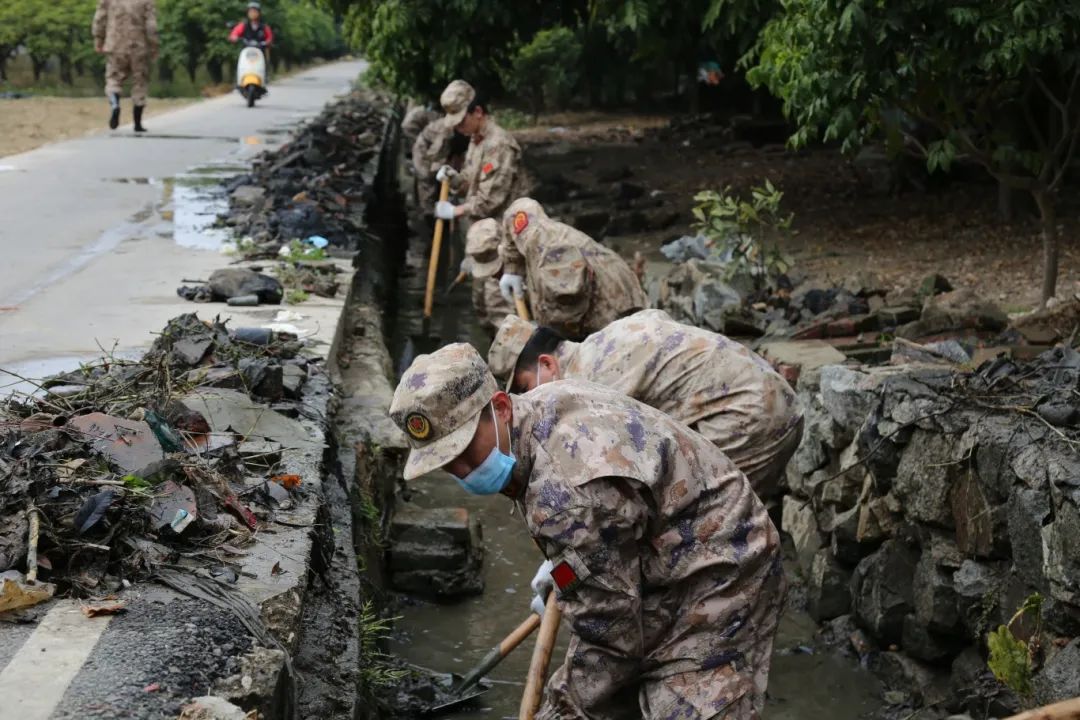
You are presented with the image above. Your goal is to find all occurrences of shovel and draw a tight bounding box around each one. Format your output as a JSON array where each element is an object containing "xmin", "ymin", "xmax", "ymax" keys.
[
  {"xmin": 425, "ymin": 612, "xmax": 542, "ymax": 715},
  {"xmin": 424, "ymin": 178, "xmax": 452, "ymax": 320},
  {"xmin": 518, "ymin": 593, "xmax": 562, "ymax": 720}
]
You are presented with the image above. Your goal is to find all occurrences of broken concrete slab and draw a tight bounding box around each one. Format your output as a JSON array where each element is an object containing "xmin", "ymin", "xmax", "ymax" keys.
[
  {"xmin": 68, "ymin": 412, "xmax": 167, "ymax": 476},
  {"xmin": 178, "ymin": 389, "xmax": 321, "ymax": 451}
]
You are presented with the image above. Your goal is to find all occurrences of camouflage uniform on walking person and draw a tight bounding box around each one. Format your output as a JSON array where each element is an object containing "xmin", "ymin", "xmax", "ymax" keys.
[
  {"xmin": 488, "ymin": 310, "xmax": 804, "ymax": 500},
  {"xmin": 497, "ymin": 197, "xmax": 647, "ymax": 339},
  {"xmin": 92, "ymin": 0, "xmax": 159, "ymax": 132},
  {"xmin": 389, "ymin": 343, "xmax": 784, "ymax": 719}
]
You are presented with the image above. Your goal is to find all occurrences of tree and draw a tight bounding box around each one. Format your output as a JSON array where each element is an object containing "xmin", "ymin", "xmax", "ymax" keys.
[
  {"xmin": 0, "ymin": 1, "xmax": 32, "ymax": 81},
  {"xmin": 747, "ymin": 0, "xmax": 1080, "ymax": 306},
  {"xmin": 501, "ymin": 26, "xmax": 582, "ymax": 115},
  {"xmin": 21, "ymin": 0, "xmax": 96, "ymax": 85}
]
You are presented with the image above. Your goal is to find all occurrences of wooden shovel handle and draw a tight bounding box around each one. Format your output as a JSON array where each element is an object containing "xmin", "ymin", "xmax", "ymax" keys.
[
  {"xmin": 518, "ymin": 593, "xmax": 561, "ymax": 720},
  {"xmin": 1004, "ymin": 697, "xmax": 1080, "ymax": 720},
  {"xmin": 423, "ymin": 178, "xmax": 451, "ymax": 318},
  {"xmin": 514, "ymin": 295, "xmax": 531, "ymax": 321},
  {"xmin": 451, "ymin": 613, "xmax": 541, "ymax": 697}
]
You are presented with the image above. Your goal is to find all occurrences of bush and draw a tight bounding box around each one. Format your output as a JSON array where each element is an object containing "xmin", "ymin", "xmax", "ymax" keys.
[{"xmin": 502, "ymin": 26, "xmax": 581, "ymax": 115}]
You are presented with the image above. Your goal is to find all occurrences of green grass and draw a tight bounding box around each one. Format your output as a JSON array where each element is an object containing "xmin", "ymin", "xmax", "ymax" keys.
[{"xmin": 2, "ymin": 54, "xmax": 227, "ymax": 98}]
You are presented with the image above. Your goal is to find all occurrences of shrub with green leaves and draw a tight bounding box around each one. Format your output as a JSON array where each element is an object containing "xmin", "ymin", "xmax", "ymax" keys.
[{"xmin": 501, "ymin": 26, "xmax": 581, "ymax": 115}]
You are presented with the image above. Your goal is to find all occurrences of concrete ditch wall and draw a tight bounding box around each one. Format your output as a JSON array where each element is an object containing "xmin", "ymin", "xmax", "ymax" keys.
[{"xmin": 786, "ymin": 361, "xmax": 1080, "ymax": 716}]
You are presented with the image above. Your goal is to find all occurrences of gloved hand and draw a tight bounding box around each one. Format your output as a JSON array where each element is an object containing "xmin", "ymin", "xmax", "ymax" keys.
[
  {"xmin": 435, "ymin": 164, "xmax": 457, "ymax": 182},
  {"xmin": 530, "ymin": 559, "xmax": 554, "ymax": 617},
  {"xmin": 499, "ymin": 273, "xmax": 525, "ymax": 303},
  {"xmin": 435, "ymin": 201, "xmax": 456, "ymax": 221},
  {"xmin": 459, "ymin": 257, "xmax": 474, "ymax": 277}
]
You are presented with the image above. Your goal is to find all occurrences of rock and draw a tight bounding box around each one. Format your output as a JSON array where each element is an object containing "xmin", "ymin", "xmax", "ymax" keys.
[
  {"xmin": 758, "ymin": 341, "xmax": 846, "ymax": 384},
  {"xmin": 949, "ymin": 646, "xmax": 1022, "ymax": 716},
  {"xmin": 1007, "ymin": 486, "xmax": 1051, "ymax": 590},
  {"xmin": 782, "ymin": 495, "xmax": 823, "ymax": 572},
  {"xmin": 893, "ymin": 430, "xmax": 960, "ymax": 528},
  {"xmin": 1034, "ymin": 638, "xmax": 1080, "ymax": 706},
  {"xmin": 904, "ymin": 288, "xmax": 1008, "ymax": 338},
  {"xmin": 238, "ymin": 358, "xmax": 284, "ymax": 400},
  {"xmin": 173, "ymin": 337, "xmax": 213, "ymax": 366},
  {"xmin": 913, "ymin": 553, "xmax": 960, "ymax": 634},
  {"xmin": 807, "ymin": 549, "xmax": 852, "ymax": 621},
  {"xmin": 179, "ymin": 696, "xmax": 251, "ymax": 720},
  {"xmin": 1041, "ymin": 499, "xmax": 1080, "ymax": 605},
  {"xmin": 953, "ymin": 560, "xmax": 1006, "ymax": 635},
  {"xmin": 1011, "ymin": 440, "xmax": 1080, "ymax": 490},
  {"xmin": 829, "ymin": 504, "xmax": 873, "ymax": 565},
  {"xmin": 184, "ymin": 366, "xmax": 244, "ymax": 390},
  {"xmin": 68, "ymin": 412, "xmax": 168, "ymax": 477},
  {"xmin": 951, "ymin": 466, "xmax": 1008, "ymax": 559},
  {"xmin": 851, "ymin": 540, "xmax": 917, "ymax": 643},
  {"xmin": 868, "ymin": 650, "xmax": 950, "ymax": 705},
  {"xmin": 208, "ymin": 268, "xmax": 284, "ymax": 304},
  {"xmin": 966, "ymin": 417, "xmax": 1020, "ymax": 501},
  {"xmin": 902, "ymin": 614, "xmax": 961, "ymax": 663},
  {"xmin": 842, "ymin": 270, "xmax": 888, "ymax": 297},
  {"xmin": 212, "ymin": 646, "xmax": 285, "ymax": 715},
  {"xmin": 281, "ymin": 364, "xmax": 306, "ymax": 399},
  {"xmin": 230, "ymin": 185, "xmax": 266, "ymax": 208},
  {"xmin": 819, "ymin": 366, "xmax": 875, "ymax": 438},
  {"xmin": 389, "ymin": 506, "xmax": 484, "ymax": 597},
  {"xmin": 857, "ymin": 495, "xmax": 902, "ymax": 545},
  {"xmin": 917, "ymin": 274, "xmax": 953, "ymax": 299},
  {"xmin": 872, "ymin": 306, "xmax": 920, "ymax": 328},
  {"xmin": 692, "ymin": 277, "xmax": 743, "ymax": 333},
  {"xmin": 817, "ymin": 613, "xmax": 862, "ymax": 654}
]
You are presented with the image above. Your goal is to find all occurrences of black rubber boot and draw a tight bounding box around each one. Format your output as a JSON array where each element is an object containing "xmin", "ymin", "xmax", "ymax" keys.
[
  {"xmin": 133, "ymin": 105, "xmax": 147, "ymax": 133},
  {"xmin": 108, "ymin": 93, "xmax": 120, "ymax": 130}
]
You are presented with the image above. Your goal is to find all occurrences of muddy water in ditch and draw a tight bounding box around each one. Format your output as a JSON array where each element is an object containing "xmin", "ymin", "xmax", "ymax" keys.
[{"xmin": 387, "ymin": 222, "xmax": 885, "ymax": 719}]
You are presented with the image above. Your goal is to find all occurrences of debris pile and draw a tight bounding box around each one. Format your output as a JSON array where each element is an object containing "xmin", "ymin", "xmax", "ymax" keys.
[
  {"xmin": 0, "ymin": 313, "xmax": 321, "ymax": 609},
  {"xmin": 785, "ymin": 349, "xmax": 1080, "ymax": 714},
  {"xmin": 220, "ymin": 90, "xmax": 390, "ymax": 252}
]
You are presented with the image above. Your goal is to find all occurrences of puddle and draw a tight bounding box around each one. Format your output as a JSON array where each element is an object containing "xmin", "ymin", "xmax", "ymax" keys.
[
  {"xmin": 0, "ymin": 352, "xmax": 141, "ymax": 398},
  {"xmin": 158, "ymin": 169, "xmax": 235, "ymax": 250},
  {"xmin": 387, "ymin": 218, "xmax": 886, "ymax": 718}
]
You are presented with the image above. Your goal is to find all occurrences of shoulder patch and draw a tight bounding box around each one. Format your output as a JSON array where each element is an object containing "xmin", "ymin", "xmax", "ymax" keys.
[
  {"xmin": 482, "ymin": 161, "xmax": 495, "ymax": 175},
  {"xmin": 551, "ymin": 560, "xmax": 581, "ymax": 594},
  {"xmin": 512, "ymin": 211, "xmax": 529, "ymax": 235}
]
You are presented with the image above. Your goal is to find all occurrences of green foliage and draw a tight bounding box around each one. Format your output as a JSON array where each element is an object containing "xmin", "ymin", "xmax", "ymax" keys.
[
  {"xmin": 283, "ymin": 239, "xmax": 327, "ymax": 261},
  {"xmin": 502, "ymin": 26, "xmax": 582, "ymax": 114},
  {"xmin": 284, "ymin": 288, "xmax": 310, "ymax": 304},
  {"xmin": 121, "ymin": 474, "xmax": 151, "ymax": 490},
  {"xmin": 692, "ymin": 180, "xmax": 793, "ymax": 287},
  {"xmin": 987, "ymin": 593, "xmax": 1043, "ymax": 699}
]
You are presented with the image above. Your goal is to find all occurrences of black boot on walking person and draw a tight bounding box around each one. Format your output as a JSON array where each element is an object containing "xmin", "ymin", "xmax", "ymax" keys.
[
  {"xmin": 108, "ymin": 93, "xmax": 121, "ymax": 130},
  {"xmin": 133, "ymin": 104, "xmax": 147, "ymax": 133}
]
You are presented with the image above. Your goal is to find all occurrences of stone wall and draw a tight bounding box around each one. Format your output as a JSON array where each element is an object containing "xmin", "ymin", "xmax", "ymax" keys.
[{"xmin": 786, "ymin": 360, "xmax": 1080, "ymax": 715}]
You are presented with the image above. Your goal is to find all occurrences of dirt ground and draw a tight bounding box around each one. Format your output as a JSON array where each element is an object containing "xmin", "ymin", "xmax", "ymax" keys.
[
  {"xmin": 514, "ymin": 112, "xmax": 1080, "ymax": 314},
  {"xmin": 0, "ymin": 97, "xmax": 197, "ymax": 158}
]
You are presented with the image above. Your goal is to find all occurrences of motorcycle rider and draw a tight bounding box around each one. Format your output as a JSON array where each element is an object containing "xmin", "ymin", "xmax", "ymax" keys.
[{"xmin": 229, "ymin": 1, "xmax": 273, "ymax": 80}]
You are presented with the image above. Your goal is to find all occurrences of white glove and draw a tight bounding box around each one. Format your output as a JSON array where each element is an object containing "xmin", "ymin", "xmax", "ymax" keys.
[
  {"xmin": 435, "ymin": 164, "xmax": 457, "ymax": 182},
  {"xmin": 530, "ymin": 559, "xmax": 554, "ymax": 617},
  {"xmin": 459, "ymin": 257, "xmax": 474, "ymax": 276},
  {"xmin": 499, "ymin": 273, "xmax": 525, "ymax": 303},
  {"xmin": 435, "ymin": 201, "xmax": 456, "ymax": 220}
]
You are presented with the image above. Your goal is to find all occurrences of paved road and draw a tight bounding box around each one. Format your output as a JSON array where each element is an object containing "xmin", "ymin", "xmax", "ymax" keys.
[{"xmin": 0, "ymin": 59, "xmax": 367, "ymax": 385}]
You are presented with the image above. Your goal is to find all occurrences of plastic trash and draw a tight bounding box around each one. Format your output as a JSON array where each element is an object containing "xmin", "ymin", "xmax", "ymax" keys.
[
  {"xmin": 227, "ymin": 294, "xmax": 260, "ymax": 306},
  {"xmin": 305, "ymin": 235, "xmax": 329, "ymax": 249},
  {"xmin": 232, "ymin": 327, "xmax": 273, "ymax": 345}
]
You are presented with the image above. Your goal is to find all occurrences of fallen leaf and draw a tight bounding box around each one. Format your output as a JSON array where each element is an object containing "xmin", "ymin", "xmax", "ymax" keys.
[
  {"xmin": 56, "ymin": 458, "xmax": 87, "ymax": 481},
  {"xmin": 270, "ymin": 561, "xmax": 284, "ymax": 576},
  {"xmin": 81, "ymin": 601, "xmax": 126, "ymax": 617},
  {"xmin": 271, "ymin": 474, "xmax": 301, "ymax": 490},
  {"xmin": 0, "ymin": 572, "xmax": 55, "ymax": 612}
]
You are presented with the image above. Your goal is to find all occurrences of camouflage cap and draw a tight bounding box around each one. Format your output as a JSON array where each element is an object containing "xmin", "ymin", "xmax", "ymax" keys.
[
  {"xmin": 440, "ymin": 80, "xmax": 476, "ymax": 127},
  {"xmin": 502, "ymin": 197, "xmax": 547, "ymax": 245},
  {"xmin": 390, "ymin": 343, "xmax": 497, "ymax": 480},
  {"xmin": 487, "ymin": 314, "xmax": 537, "ymax": 389},
  {"xmin": 465, "ymin": 218, "xmax": 503, "ymax": 278}
]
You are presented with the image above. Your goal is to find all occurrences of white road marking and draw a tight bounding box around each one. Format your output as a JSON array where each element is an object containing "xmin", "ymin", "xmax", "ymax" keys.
[{"xmin": 0, "ymin": 601, "xmax": 112, "ymax": 720}]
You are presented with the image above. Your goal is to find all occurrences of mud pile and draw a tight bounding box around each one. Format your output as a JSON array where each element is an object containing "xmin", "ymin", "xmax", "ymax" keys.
[
  {"xmin": 786, "ymin": 348, "xmax": 1080, "ymax": 716},
  {"xmin": 221, "ymin": 90, "xmax": 392, "ymax": 252},
  {"xmin": 0, "ymin": 313, "xmax": 320, "ymax": 609}
]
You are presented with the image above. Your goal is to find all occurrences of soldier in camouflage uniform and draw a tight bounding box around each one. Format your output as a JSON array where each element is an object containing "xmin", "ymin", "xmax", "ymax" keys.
[
  {"xmin": 389, "ymin": 343, "xmax": 784, "ymax": 719},
  {"xmin": 92, "ymin": 0, "xmax": 158, "ymax": 132},
  {"xmin": 488, "ymin": 310, "xmax": 803, "ymax": 500},
  {"xmin": 431, "ymin": 80, "xmax": 530, "ymax": 227},
  {"xmin": 464, "ymin": 218, "xmax": 519, "ymax": 334},
  {"xmin": 497, "ymin": 197, "xmax": 647, "ymax": 339}
]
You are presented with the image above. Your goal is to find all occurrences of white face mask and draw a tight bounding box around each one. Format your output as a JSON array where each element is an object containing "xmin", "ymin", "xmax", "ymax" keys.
[{"xmin": 535, "ymin": 359, "xmax": 547, "ymax": 388}]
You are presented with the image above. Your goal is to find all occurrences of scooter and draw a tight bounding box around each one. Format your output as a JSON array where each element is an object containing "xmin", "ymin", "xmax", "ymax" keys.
[{"xmin": 236, "ymin": 39, "xmax": 267, "ymax": 108}]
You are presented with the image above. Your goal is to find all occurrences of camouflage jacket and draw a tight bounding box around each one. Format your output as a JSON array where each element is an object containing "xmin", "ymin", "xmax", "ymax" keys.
[
  {"xmin": 554, "ymin": 310, "xmax": 802, "ymax": 487},
  {"xmin": 454, "ymin": 118, "xmax": 529, "ymax": 221},
  {"xmin": 92, "ymin": 0, "xmax": 158, "ymax": 55},
  {"xmin": 500, "ymin": 215, "xmax": 646, "ymax": 338},
  {"xmin": 510, "ymin": 381, "xmax": 782, "ymax": 718},
  {"xmin": 411, "ymin": 116, "xmax": 455, "ymax": 186}
]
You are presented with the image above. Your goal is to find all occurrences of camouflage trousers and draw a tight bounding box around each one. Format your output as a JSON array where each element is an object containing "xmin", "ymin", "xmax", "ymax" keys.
[
  {"xmin": 697, "ymin": 415, "xmax": 804, "ymax": 502},
  {"xmin": 472, "ymin": 275, "xmax": 517, "ymax": 335},
  {"xmin": 105, "ymin": 52, "xmax": 150, "ymax": 106},
  {"xmin": 538, "ymin": 560, "xmax": 786, "ymax": 720}
]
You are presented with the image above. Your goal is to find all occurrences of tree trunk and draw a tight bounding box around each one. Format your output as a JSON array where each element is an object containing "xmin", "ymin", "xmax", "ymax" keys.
[
  {"xmin": 158, "ymin": 60, "xmax": 174, "ymax": 83},
  {"xmin": 59, "ymin": 56, "xmax": 74, "ymax": 85},
  {"xmin": 186, "ymin": 56, "xmax": 198, "ymax": 83},
  {"xmin": 998, "ymin": 178, "xmax": 1015, "ymax": 222},
  {"xmin": 31, "ymin": 56, "xmax": 47, "ymax": 82},
  {"xmin": 0, "ymin": 54, "xmax": 7, "ymax": 82},
  {"xmin": 206, "ymin": 60, "xmax": 223, "ymax": 84},
  {"xmin": 1033, "ymin": 189, "xmax": 1059, "ymax": 306}
]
